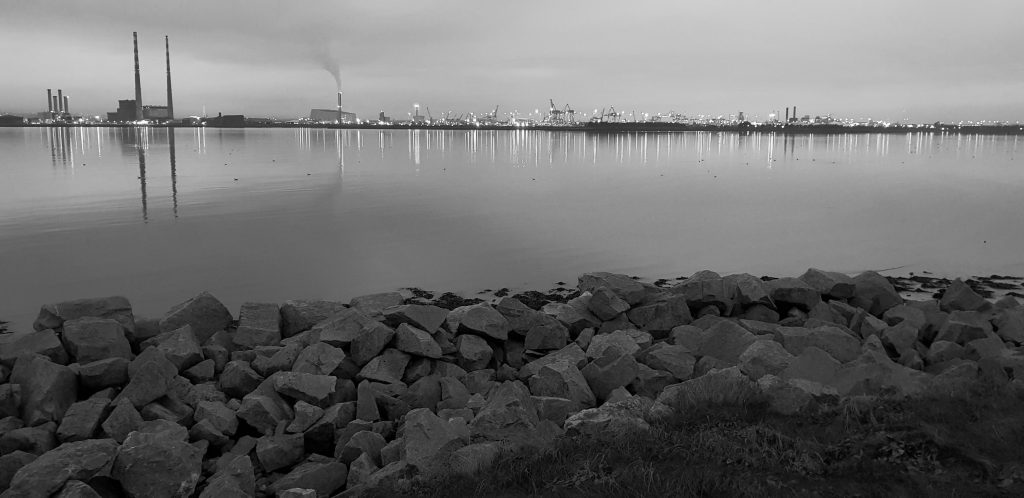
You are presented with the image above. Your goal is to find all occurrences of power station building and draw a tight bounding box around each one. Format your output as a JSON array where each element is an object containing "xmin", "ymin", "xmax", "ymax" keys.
[
  {"xmin": 106, "ymin": 32, "xmax": 175, "ymax": 123},
  {"xmin": 309, "ymin": 109, "xmax": 356, "ymax": 123}
]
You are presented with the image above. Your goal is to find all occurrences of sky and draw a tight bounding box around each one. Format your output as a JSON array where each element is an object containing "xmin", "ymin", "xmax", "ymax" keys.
[{"xmin": 1, "ymin": 0, "xmax": 1022, "ymax": 122}]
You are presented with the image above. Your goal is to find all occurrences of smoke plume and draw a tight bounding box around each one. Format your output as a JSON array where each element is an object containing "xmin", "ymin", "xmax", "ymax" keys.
[{"xmin": 313, "ymin": 41, "xmax": 342, "ymax": 91}]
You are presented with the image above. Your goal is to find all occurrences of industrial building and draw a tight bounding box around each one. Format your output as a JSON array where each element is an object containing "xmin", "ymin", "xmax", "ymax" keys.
[
  {"xmin": 105, "ymin": 32, "xmax": 175, "ymax": 123},
  {"xmin": 309, "ymin": 109, "xmax": 356, "ymax": 123}
]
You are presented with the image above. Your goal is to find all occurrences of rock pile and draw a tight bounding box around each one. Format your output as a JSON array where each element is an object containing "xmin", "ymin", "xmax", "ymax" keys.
[{"xmin": 1, "ymin": 269, "xmax": 1022, "ymax": 497}]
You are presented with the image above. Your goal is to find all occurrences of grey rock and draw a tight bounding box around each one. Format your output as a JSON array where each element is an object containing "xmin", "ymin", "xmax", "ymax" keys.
[
  {"xmin": 935, "ymin": 310, "xmax": 994, "ymax": 345},
  {"xmin": 280, "ymin": 299, "xmax": 348, "ymax": 338},
  {"xmin": 518, "ymin": 343, "xmax": 587, "ymax": 380},
  {"xmin": 650, "ymin": 367, "xmax": 759, "ymax": 420},
  {"xmin": 671, "ymin": 270, "xmax": 733, "ymax": 315},
  {"xmin": 851, "ymin": 271, "xmax": 903, "ymax": 317},
  {"xmin": 798, "ymin": 268, "xmax": 856, "ymax": 299},
  {"xmin": 273, "ymin": 372, "xmax": 337, "ymax": 406},
  {"xmin": 0, "ymin": 386, "xmax": 20, "ymax": 419},
  {"xmin": 159, "ymin": 291, "xmax": 232, "ymax": 344},
  {"xmin": 992, "ymin": 308, "xmax": 1024, "ymax": 344},
  {"xmin": 0, "ymin": 451, "xmax": 36, "ymax": 492},
  {"xmin": 112, "ymin": 431, "xmax": 203, "ymax": 498},
  {"xmin": 61, "ymin": 318, "xmax": 133, "ymax": 365},
  {"xmin": 587, "ymin": 287, "xmax": 631, "ymax": 321},
  {"xmin": 218, "ymin": 360, "xmax": 264, "ymax": 399},
  {"xmin": 56, "ymin": 398, "xmax": 110, "ymax": 443},
  {"xmin": 10, "ymin": 354, "xmax": 77, "ymax": 425},
  {"xmin": 455, "ymin": 334, "xmax": 492, "ymax": 371},
  {"xmin": 357, "ymin": 348, "xmax": 411, "ymax": 385},
  {"xmin": 578, "ymin": 272, "xmax": 647, "ymax": 306},
  {"xmin": 541, "ymin": 302, "xmax": 601, "ymax": 334},
  {"xmin": 350, "ymin": 291, "xmax": 404, "ymax": 318},
  {"xmin": 403, "ymin": 408, "xmax": 470, "ymax": 475},
  {"xmin": 585, "ymin": 329, "xmax": 644, "ymax": 360},
  {"xmin": 182, "ymin": 358, "xmax": 215, "ymax": 383},
  {"xmin": 2, "ymin": 439, "xmax": 118, "ymax": 498},
  {"xmin": 581, "ymin": 350, "xmax": 640, "ymax": 401},
  {"xmin": 251, "ymin": 342, "xmax": 303, "ymax": 377},
  {"xmin": 336, "ymin": 429, "xmax": 386, "ymax": 464},
  {"xmin": 629, "ymin": 364, "xmax": 677, "ymax": 399},
  {"xmin": 236, "ymin": 384, "xmax": 293, "ymax": 436},
  {"xmin": 233, "ymin": 302, "xmax": 281, "ymax": 349},
  {"xmin": 384, "ymin": 304, "xmax": 450, "ymax": 334},
  {"xmin": 625, "ymin": 295, "xmax": 693, "ymax": 335},
  {"xmin": 640, "ymin": 343, "xmax": 696, "ymax": 380},
  {"xmin": 356, "ymin": 381, "xmax": 381, "ymax": 422},
  {"xmin": 523, "ymin": 320, "xmax": 570, "ymax": 351},
  {"xmin": 255, "ymin": 433, "xmax": 304, "ymax": 473},
  {"xmin": 394, "ymin": 323, "xmax": 443, "ymax": 358},
  {"xmin": 198, "ymin": 454, "xmax": 255, "ymax": 498},
  {"xmin": 75, "ymin": 358, "xmax": 129, "ymax": 391},
  {"xmin": 292, "ymin": 342, "xmax": 347, "ymax": 375},
  {"xmin": 0, "ymin": 423, "xmax": 56, "ymax": 455},
  {"xmin": 118, "ymin": 348, "xmax": 177, "ymax": 408},
  {"xmin": 447, "ymin": 303, "xmax": 510, "ymax": 341},
  {"xmin": 346, "ymin": 452, "xmax": 379, "ymax": 489},
  {"xmin": 940, "ymin": 278, "xmax": 992, "ymax": 313},
  {"xmin": 143, "ymin": 325, "xmax": 203, "ymax": 372},
  {"xmin": 0, "ymin": 329, "xmax": 67, "ymax": 369},
  {"xmin": 494, "ymin": 298, "xmax": 550, "ymax": 333},
  {"xmin": 470, "ymin": 381, "xmax": 538, "ymax": 438},
  {"xmin": 285, "ymin": 400, "xmax": 323, "ymax": 433},
  {"xmin": 33, "ymin": 296, "xmax": 134, "ymax": 337},
  {"xmin": 765, "ymin": 277, "xmax": 822, "ymax": 311},
  {"xmin": 528, "ymin": 360, "xmax": 596, "ymax": 409},
  {"xmin": 100, "ymin": 399, "xmax": 143, "ymax": 443},
  {"xmin": 350, "ymin": 324, "xmax": 396, "ymax": 366},
  {"xmin": 309, "ymin": 308, "xmax": 388, "ymax": 347},
  {"xmin": 723, "ymin": 273, "xmax": 775, "ymax": 308},
  {"xmin": 269, "ymin": 460, "xmax": 348, "ymax": 497},
  {"xmin": 195, "ymin": 400, "xmax": 238, "ymax": 436},
  {"xmin": 565, "ymin": 396, "xmax": 652, "ymax": 437},
  {"xmin": 881, "ymin": 321, "xmax": 919, "ymax": 356},
  {"xmin": 738, "ymin": 339, "xmax": 794, "ymax": 380}
]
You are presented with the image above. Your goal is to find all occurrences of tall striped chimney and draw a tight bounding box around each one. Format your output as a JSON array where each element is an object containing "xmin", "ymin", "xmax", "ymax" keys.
[
  {"xmin": 165, "ymin": 35, "xmax": 174, "ymax": 121},
  {"xmin": 337, "ymin": 91, "xmax": 343, "ymax": 124},
  {"xmin": 134, "ymin": 32, "xmax": 143, "ymax": 121},
  {"xmin": 47, "ymin": 89, "xmax": 53, "ymax": 113},
  {"xmin": 63, "ymin": 95, "xmax": 69, "ymax": 115},
  {"xmin": 57, "ymin": 89, "xmax": 64, "ymax": 113}
]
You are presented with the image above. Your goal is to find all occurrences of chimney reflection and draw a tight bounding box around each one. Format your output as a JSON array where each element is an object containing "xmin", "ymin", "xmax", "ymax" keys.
[
  {"xmin": 169, "ymin": 129, "xmax": 178, "ymax": 218},
  {"xmin": 136, "ymin": 128, "xmax": 148, "ymax": 223}
]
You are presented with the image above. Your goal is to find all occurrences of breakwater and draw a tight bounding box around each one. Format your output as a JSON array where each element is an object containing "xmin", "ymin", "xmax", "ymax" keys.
[{"xmin": 1, "ymin": 269, "xmax": 1023, "ymax": 496}]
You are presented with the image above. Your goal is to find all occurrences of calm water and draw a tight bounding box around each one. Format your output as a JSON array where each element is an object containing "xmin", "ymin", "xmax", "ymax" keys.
[{"xmin": 2, "ymin": 127, "xmax": 1023, "ymax": 332}]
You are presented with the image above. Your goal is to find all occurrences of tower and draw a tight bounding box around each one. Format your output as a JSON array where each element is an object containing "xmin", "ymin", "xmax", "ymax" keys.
[
  {"xmin": 47, "ymin": 89, "xmax": 53, "ymax": 113},
  {"xmin": 134, "ymin": 32, "xmax": 143, "ymax": 121},
  {"xmin": 165, "ymin": 35, "xmax": 174, "ymax": 121}
]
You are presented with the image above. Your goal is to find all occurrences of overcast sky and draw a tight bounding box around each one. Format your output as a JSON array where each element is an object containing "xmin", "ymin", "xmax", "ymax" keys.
[{"xmin": 1, "ymin": 0, "xmax": 1022, "ymax": 122}]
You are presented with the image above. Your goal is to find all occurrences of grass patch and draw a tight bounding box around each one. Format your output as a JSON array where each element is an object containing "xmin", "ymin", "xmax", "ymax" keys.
[{"xmin": 368, "ymin": 382, "xmax": 1024, "ymax": 497}]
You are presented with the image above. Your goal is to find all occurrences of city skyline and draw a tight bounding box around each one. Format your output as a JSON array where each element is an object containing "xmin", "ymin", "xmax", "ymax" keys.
[{"xmin": 1, "ymin": 0, "xmax": 1023, "ymax": 122}]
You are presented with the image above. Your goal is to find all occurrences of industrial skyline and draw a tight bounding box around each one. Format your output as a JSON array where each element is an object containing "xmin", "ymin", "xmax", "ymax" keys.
[{"xmin": 1, "ymin": 0, "xmax": 1023, "ymax": 123}]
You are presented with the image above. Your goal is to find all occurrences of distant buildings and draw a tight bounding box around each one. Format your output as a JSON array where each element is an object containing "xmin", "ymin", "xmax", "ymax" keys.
[
  {"xmin": 0, "ymin": 114, "xmax": 26, "ymax": 126},
  {"xmin": 309, "ymin": 108, "xmax": 356, "ymax": 123},
  {"xmin": 105, "ymin": 100, "xmax": 170, "ymax": 122}
]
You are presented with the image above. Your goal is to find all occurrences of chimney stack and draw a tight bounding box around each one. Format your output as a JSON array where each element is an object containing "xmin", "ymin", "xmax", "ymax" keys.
[
  {"xmin": 165, "ymin": 35, "xmax": 174, "ymax": 121},
  {"xmin": 134, "ymin": 32, "xmax": 143, "ymax": 121},
  {"xmin": 57, "ymin": 89, "xmax": 64, "ymax": 113},
  {"xmin": 47, "ymin": 89, "xmax": 53, "ymax": 113},
  {"xmin": 337, "ymin": 91, "xmax": 343, "ymax": 124},
  {"xmin": 63, "ymin": 95, "xmax": 69, "ymax": 115},
  {"xmin": 793, "ymin": 106, "xmax": 797, "ymax": 122},
  {"xmin": 785, "ymin": 107, "xmax": 789, "ymax": 122},
  {"xmin": 52, "ymin": 96, "xmax": 60, "ymax": 113}
]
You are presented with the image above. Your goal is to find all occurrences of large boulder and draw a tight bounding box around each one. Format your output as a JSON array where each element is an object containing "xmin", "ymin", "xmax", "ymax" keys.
[
  {"xmin": 798, "ymin": 269, "xmax": 855, "ymax": 299},
  {"xmin": 402, "ymin": 408, "xmax": 470, "ymax": 475},
  {"xmin": 118, "ymin": 348, "xmax": 178, "ymax": 408},
  {"xmin": 470, "ymin": 381, "xmax": 538, "ymax": 438},
  {"xmin": 639, "ymin": 343, "xmax": 696, "ymax": 380},
  {"xmin": 0, "ymin": 330, "xmax": 68, "ymax": 368},
  {"xmin": 829, "ymin": 350, "xmax": 932, "ymax": 397},
  {"xmin": 61, "ymin": 318, "xmax": 133, "ymax": 364},
  {"xmin": 934, "ymin": 311, "xmax": 994, "ymax": 345},
  {"xmin": 650, "ymin": 367, "xmax": 759, "ymax": 420},
  {"xmin": 255, "ymin": 433, "xmax": 304, "ymax": 473},
  {"xmin": 1, "ymin": 439, "xmax": 118, "ymax": 498},
  {"xmin": 738, "ymin": 339, "xmax": 794, "ymax": 380},
  {"xmin": 455, "ymin": 335, "xmax": 493, "ymax": 371},
  {"xmin": 780, "ymin": 346, "xmax": 841, "ymax": 387},
  {"xmin": 523, "ymin": 320, "xmax": 570, "ymax": 351},
  {"xmin": 268, "ymin": 460, "xmax": 348, "ymax": 497},
  {"xmin": 851, "ymin": 272, "xmax": 903, "ymax": 317},
  {"xmin": 55, "ymin": 398, "xmax": 110, "ymax": 443},
  {"xmin": 144, "ymin": 325, "xmax": 203, "ymax": 372},
  {"xmin": 578, "ymin": 272, "xmax": 648, "ymax": 306},
  {"xmin": 0, "ymin": 451, "xmax": 36, "ymax": 492},
  {"xmin": 309, "ymin": 308, "xmax": 388, "ymax": 347},
  {"xmin": 625, "ymin": 295, "xmax": 693, "ymax": 334},
  {"xmin": 494, "ymin": 298, "xmax": 550, "ymax": 334},
  {"xmin": 587, "ymin": 287, "xmax": 631, "ymax": 321},
  {"xmin": 671, "ymin": 270, "xmax": 732, "ymax": 315},
  {"xmin": 939, "ymin": 279, "xmax": 991, "ymax": 313},
  {"xmin": 236, "ymin": 384, "xmax": 294, "ymax": 436},
  {"xmin": 350, "ymin": 291, "xmax": 404, "ymax": 318},
  {"xmin": 100, "ymin": 399, "xmax": 143, "ymax": 443},
  {"xmin": 77, "ymin": 358, "xmax": 130, "ymax": 390},
  {"xmin": 564, "ymin": 396, "xmax": 652, "ymax": 437},
  {"xmin": 350, "ymin": 324, "xmax": 396, "ymax": 366},
  {"xmin": 233, "ymin": 302, "xmax": 282, "ymax": 350},
  {"xmin": 518, "ymin": 343, "xmax": 587, "ymax": 380},
  {"xmin": 541, "ymin": 302, "xmax": 601, "ymax": 334},
  {"xmin": 272, "ymin": 372, "xmax": 337, "ymax": 406},
  {"xmin": 357, "ymin": 348, "xmax": 411, "ymax": 385},
  {"xmin": 194, "ymin": 400, "xmax": 237, "ymax": 436},
  {"xmin": 111, "ymin": 431, "xmax": 203, "ymax": 498},
  {"xmin": 33, "ymin": 296, "xmax": 135, "ymax": 336},
  {"xmin": 197, "ymin": 454, "xmax": 255, "ymax": 498},
  {"xmin": 993, "ymin": 308, "xmax": 1024, "ymax": 344},
  {"xmin": 581, "ymin": 351, "xmax": 640, "ymax": 401},
  {"xmin": 447, "ymin": 304, "xmax": 510, "ymax": 341},
  {"xmin": 765, "ymin": 278, "xmax": 821, "ymax": 311},
  {"xmin": 529, "ymin": 360, "xmax": 596, "ymax": 409},
  {"xmin": 218, "ymin": 361, "xmax": 264, "ymax": 399},
  {"xmin": 10, "ymin": 354, "xmax": 77, "ymax": 425},
  {"xmin": 292, "ymin": 342, "xmax": 347, "ymax": 375},
  {"xmin": 684, "ymin": 320, "xmax": 757, "ymax": 365},
  {"xmin": 393, "ymin": 323, "xmax": 443, "ymax": 359},
  {"xmin": 280, "ymin": 299, "xmax": 348, "ymax": 338},
  {"xmin": 383, "ymin": 304, "xmax": 449, "ymax": 334},
  {"xmin": 159, "ymin": 291, "xmax": 232, "ymax": 344},
  {"xmin": 723, "ymin": 273, "xmax": 775, "ymax": 308}
]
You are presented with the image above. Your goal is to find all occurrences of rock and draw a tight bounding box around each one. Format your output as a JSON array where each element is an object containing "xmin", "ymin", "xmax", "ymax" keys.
[
  {"xmin": 218, "ymin": 360, "xmax": 264, "ymax": 399},
  {"xmin": 195, "ymin": 400, "xmax": 238, "ymax": 436},
  {"xmin": 0, "ymin": 451, "xmax": 36, "ymax": 492},
  {"xmin": 0, "ymin": 386, "xmax": 20, "ymax": 419},
  {"xmin": 671, "ymin": 270, "xmax": 733, "ymax": 315},
  {"xmin": 925, "ymin": 340, "xmax": 965, "ymax": 365},
  {"xmin": 286, "ymin": 401, "xmax": 324, "ymax": 433},
  {"xmin": 0, "ymin": 423, "xmax": 56, "ymax": 455},
  {"xmin": 780, "ymin": 346, "xmax": 841, "ymax": 384},
  {"xmin": 61, "ymin": 318, "xmax": 133, "ymax": 365},
  {"xmin": 144, "ymin": 325, "xmax": 203, "ymax": 372},
  {"xmin": 237, "ymin": 385, "xmax": 293, "ymax": 436},
  {"xmin": 574, "ymin": 328, "xmax": 595, "ymax": 351},
  {"xmin": 273, "ymin": 372, "xmax": 337, "ymax": 406},
  {"xmin": 882, "ymin": 304, "xmax": 927, "ymax": 330},
  {"xmin": 198, "ymin": 454, "xmax": 255, "ymax": 498},
  {"xmin": 0, "ymin": 329, "xmax": 68, "ymax": 368},
  {"xmin": 356, "ymin": 381, "xmax": 381, "ymax": 422},
  {"xmin": 528, "ymin": 360, "xmax": 596, "ymax": 409},
  {"xmin": 309, "ymin": 308, "xmax": 388, "ymax": 347},
  {"xmin": 250, "ymin": 343, "xmax": 301, "ymax": 377},
  {"xmin": 765, "ymin": 277, "xmax": 821, "ymax": 311},
  {"xmin": 578, "ymin": 272, "xmax": 647, "ymax": 305},
  {"xmin": 581, "ymin": 350, "xmax": 640, "ymax": 401},
  {"xmin": 336, "ymin": 430, "xmax": 386, "ymax": 465},
  {"xmin": 470, "ymin": 381, "xmax": 538, "ymax": 438},
  {"xmin": 118, "ymin": 349, "xmax": 177, "ymax": 408},
  {"xmin": 269, "ymin": 460, "xmax": 348, "ymax": 497},
  {"xmin": 881, "ymin": 321, "xmax": 919, "ymax": 356},
  {"xmin": 629, "ymin": 364, "xmax": 676, "ymax": 398},
  {"xmin": 565, "ymin": 396, "xmax": 652, "ymax": 440},
  {"xmin": 182, "ymin": 359, "xmax": 215, "ymax": 383},
  {"xmin": 586, "ymin": 287, "xmax": 631, "ymax": 321},
  {"xmin": 798, "ymin": 268, "xmax": 856, "ymax": 299},
  {"xmin": 694, "ymin": 320, "xmax": 758, "ymax": 365},
  {"xmin": 625, "ymin": 295, "xmax": 693, "ymax": 335},
  {"xmin": 74, "ymin": 358, "xmax": 127, "ymax": 390},
  {"xmin": 442, "ymin": 441, "xmax": 504, "ymax": 477},
  {"xmin": 2, "ymin": 439, "xmax": 118, "ymax": 498},
  {"xmin": 100, "ymin": 399, "xmax": 142, "ymax": 443},
  {"xmin": 53, "ymin": 479, "xmax": 101, "ymax": 498},
  {"xmin": 255, "ymin": 433, "xmax": 304, "ymax": 473},
  {"xmin": 723, "ymin": 273, "xmax": 774, "ymax": 308},
  {"xmin": 55, "ymin": 398, "xmax": 110, "ymax": 443},
  {"xmin": 455, "ymin": 334, "xmax": 493, "ymax": 371},
  {"xmin": 518, "ymin": 343, "xmax": 587, "ymax": 380},
  {"xmin": 965, "ymin": 336, "xmax": 1007, "ymax": 360},
  {"xmin": 10, "ymin": 354, "xmax": 77, "ymax": 425},
  {"xmin": 350, "ymin": 324, "xmax": 396, "ymax": 366},
  {"xmin": 830, "ymin": 350, "xmax": 932, "ymax": 397},
  {"xmin": 233, "ymin": 302, "xmax": 281, "ymax": 349},
  {"xmin": 807, "ymin": 326, "xmax": 861, "ymax": 363},
  {"xmin": 280, "ymin": 300, "xmax": 349, "ymax": 338},
  {"xmin": 738, "ymin": 340, "xmax": 794, "ymax": 380},
  {"xmin": 639, "ymin": 343, "xmax": 696, "ymax": 380},
  {"xmin": 742, "ymin": 304, "xmax": 781, "ymax": 324},
  {"xmin": 292, "ymin": 342, "xmax": 347, "ymax": 375},
  {"xmin": 935, "ymin": 310, "xmax": 994, "ymax": 345},
  {"xmin": 357, "ymin": 348, "xmax": 411, "ymax": 385},
  {"xmin": 349, "ymin": 291, "xmax": 403, "ymax": 318},
  {"xmin": 523, "ymin": 320, "xmax": 570, "ymax": 351},
  {"xmin": 159, "ymin": 291, "xmax": 232, "ymax": 344},
  {"xmin": 437, "ymin": 377, "xmax": 472, "ymax": 411},
  {"xmin": 585, "ymin": 329, "xmax": 641, "ymax": 360},
  {"xmin": 542, "ymin": 302, "xmax": 601, "ymax": 334},
  {"xmin": 533, "ymin": 396, "xmax": 577, "ymax": 425},
  {"xmin": 401, "ymin": 376, "xmax": 442, "ymax": 412},
  {"xmin": 939, "ymin": 278, "xmax": 992, "ymax": 313},
  {"xmin": 393, "ymin": 323, "xmax": 443, "ymax": 358},
  {"xmin": 402, "ymin": 408, "xmax": 470, "ymax": 475},
  {"xmin": 650, "ymin": 367, "xmax": 759, "ymax": 420},
  {"xmin": 33, "ymin": 296, "xmax": 135, "ymax": 336},
  {"xmin": 112, "ymin": 431, "xmax": 203, "ymax": 498},
  {"xmin": 757, "ymin": 375, "xmax": 834, "ymax": 415},
  {"xmin": 851, "ymin": 271, "xmax": 903, "ymax": 317},
  {"xmin": 494, "ymin": 298, "xmax": 550, "ymax": 333},
  {"xmin": 383, "ymin": 304, "xmax": 449, "ymax": 334},
  {"xmin": 447, "ymin": 303, "xmax": 510, "ymax": 341},
  {"xmin": 992, "ymin": 308, "xmax": 1024, "ymax": 344},
  {"xmin": 304, "ymin": 402, "xmax": 356, "ymax": 456}
]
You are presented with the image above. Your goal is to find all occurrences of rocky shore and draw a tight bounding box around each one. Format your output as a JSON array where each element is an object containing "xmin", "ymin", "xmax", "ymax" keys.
[{"xmin": 1, "ymin": 269, "xmax": 1023, "ymax": 497}]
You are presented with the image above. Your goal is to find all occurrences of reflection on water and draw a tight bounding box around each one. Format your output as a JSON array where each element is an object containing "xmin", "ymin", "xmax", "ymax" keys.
[{"xmin": 2, "ymin": 127, "xmax": 1022, "ymax": 334}]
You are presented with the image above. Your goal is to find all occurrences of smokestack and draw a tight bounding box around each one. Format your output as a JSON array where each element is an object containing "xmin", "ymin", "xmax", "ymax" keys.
[
  {"xmin": 165, "ymin": 35, "xmax": 174, "ymax": 121},
  {"xmin": 793, "ymin": 106, "xmax": 797, "ymax": 122},
  {"xmin": 52, "ymin": 96, "xmax": 59, "ymax": 113},
  {"xmin": 63, "ymin": 95, "xmax": 69, "ymax": 115},
  {"xmin": 133, "ymin": 32, "xmax": 143, "ymax": 121},
  {"xmin": 785, "ymin": 107, "xmax": 789, "ymax": 122},
  {"xmin": 47, "ymin": 89, "xmax": 53, "ymax": 113},
  {"xmin": 337, "ymin": 92, "xmax": 343, "ymax": 124},
  {"xmin": 57, "ymin": 89, "xmax": 64, "ymax": 113}
]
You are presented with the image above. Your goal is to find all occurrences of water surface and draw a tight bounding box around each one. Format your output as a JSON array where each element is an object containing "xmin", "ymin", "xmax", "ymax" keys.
[{"xmin": 1, "ymin": 127, "xmax": 1022, "ymax": 332}]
